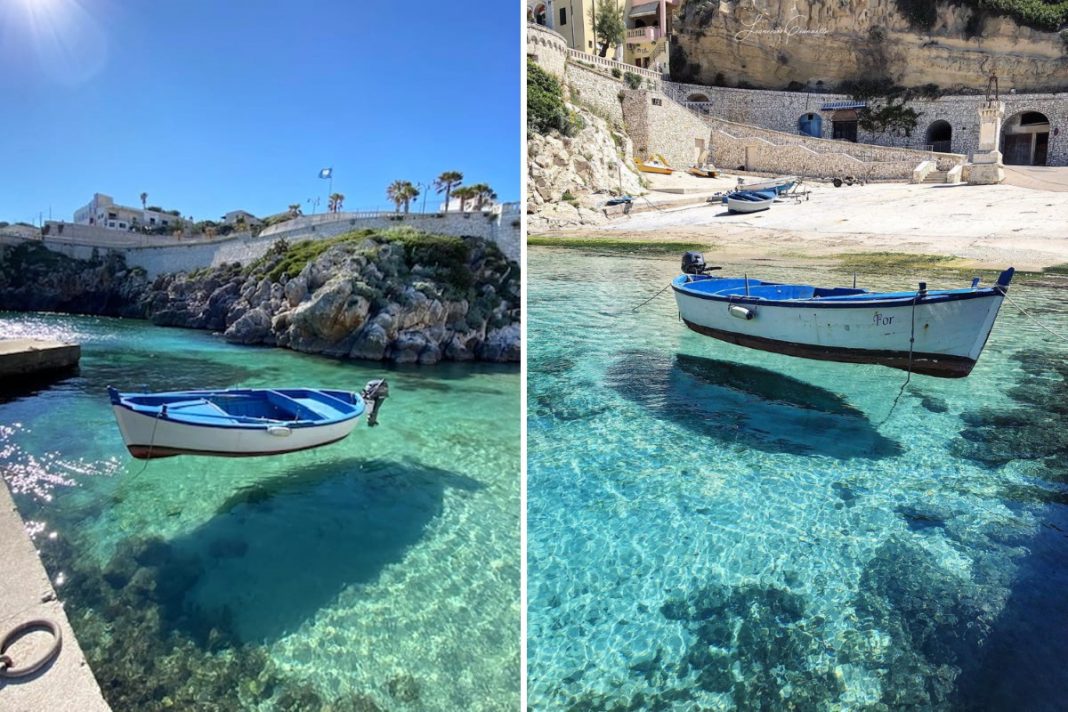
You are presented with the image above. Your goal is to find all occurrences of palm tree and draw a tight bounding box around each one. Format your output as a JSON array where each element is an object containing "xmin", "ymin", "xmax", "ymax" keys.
[
  {"xmin": 470, "ymin": 183, "xmax": 497, "ymax": 211},
  {"xmin": 434, "ymin": 171, "xmax": 463, "ymax": 212},
  {"xmin": 140, "ymin": 192, "xmax": 148, "ymax": 211},
  {"xmin": 328, "ymin": 193, "xmax": 345, "ymax": 213},
  {"xmin": 287, "ymin": 203, "xmax": 302, "ymax": 218},
  {"xmin": 386, "ymin": 180, "xmax": 419, "ymax": 213},
  {"xmin": 452, "ymin": 185, "xmax": 479, "ymax": 213}
]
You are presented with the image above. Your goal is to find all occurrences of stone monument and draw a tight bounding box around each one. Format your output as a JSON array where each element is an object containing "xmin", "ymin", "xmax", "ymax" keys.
[{"xmin": 969, "ymin": 74, "xmax": 1006, "ymax": 185}]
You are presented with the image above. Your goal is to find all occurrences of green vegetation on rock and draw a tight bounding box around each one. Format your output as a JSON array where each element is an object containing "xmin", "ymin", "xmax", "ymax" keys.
[
  {"xmin": 528, "ymin": 63, "xmax": 582, "ymax": 137},
  {"xmin": 895, "ymin": 0, "xmax": 1068, "ymax": 32}
]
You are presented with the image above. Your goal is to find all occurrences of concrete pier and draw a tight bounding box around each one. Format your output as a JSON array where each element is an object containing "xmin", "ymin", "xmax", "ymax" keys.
[
  {"xmin": 0, "ymin": 340, "xmax": 80, "ymax": 380},
  {"xmin": 0, "ymin": 480, "xmax": 110, "ymax": 711}
]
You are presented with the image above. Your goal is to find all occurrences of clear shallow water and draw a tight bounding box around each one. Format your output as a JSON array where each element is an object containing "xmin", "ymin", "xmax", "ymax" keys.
[
  {"xmin": 0, "ymin": 313, "xmax": 519, "ymax": 711},
  {"xmin": 527, "ymin": 249, "xmax": 1068, "ymax": 710}
]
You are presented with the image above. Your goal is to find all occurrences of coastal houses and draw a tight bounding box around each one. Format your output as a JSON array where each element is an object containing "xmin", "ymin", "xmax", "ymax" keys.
[{"xmin": 73, "ymin": 193, "xmax": 188, "ymax": 231}]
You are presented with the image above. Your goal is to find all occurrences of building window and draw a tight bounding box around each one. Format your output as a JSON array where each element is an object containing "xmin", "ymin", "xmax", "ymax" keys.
[
  {"xmin": 108, "ymin": 212, "xmax": 117, "ymax": 219},
  {"xmin": 588, "ymin": 41, "xmax": 593, "ymax": 48},
  {"xmin": 652, "ymin": 98, "xmax": 663, "ymax": 106},
  {"xmin": 559, "ymin": 7, "xmax": 566, "ymax": 24},
  {"xmin": 108, "ymin": 221, "xmax": 115, "ymax": 227},
  {"xmin": 150, "ymin": 217, "xmax": 156, "ymax": 224},
  {"xmin": 118, "ymin": 222, "xmax": 126, "ymax": 229}
]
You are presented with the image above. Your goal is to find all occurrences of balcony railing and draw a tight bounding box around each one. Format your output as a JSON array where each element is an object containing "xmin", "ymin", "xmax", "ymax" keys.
[{"xmin": 625, "ymin": 27, "xmax": 661, "ymax": 44}]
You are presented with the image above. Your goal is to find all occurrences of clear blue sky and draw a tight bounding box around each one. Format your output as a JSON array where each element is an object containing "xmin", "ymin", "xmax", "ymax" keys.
[{"xmin": 0, "ymin": 0, "xmax": 519, "ymax": 224}]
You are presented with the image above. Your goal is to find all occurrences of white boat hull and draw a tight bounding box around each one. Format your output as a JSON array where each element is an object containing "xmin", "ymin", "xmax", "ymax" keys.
[
  {"xmin": 673, "ymin": 288, "xmax": 1006, "ymax": 377},
  {"xmin": 727, "ymin": 196, "xmax": 773, "ymax": 213},
  {"xmin": 111, "ymin": 405, "xmax": 360, "ymax": 459}
]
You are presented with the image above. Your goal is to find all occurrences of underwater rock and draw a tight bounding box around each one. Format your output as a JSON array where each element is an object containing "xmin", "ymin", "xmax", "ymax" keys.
[
  {"xmin": 659, "ymin": 582, "xmax": 842, "ymax": 709},
  {"xmin": 853, "ymin": 536, "xmax": 991, "ymax": 708},
  {"xmin": 954, "ymin": 350, "xmax": 1068, "ymax": 469}
]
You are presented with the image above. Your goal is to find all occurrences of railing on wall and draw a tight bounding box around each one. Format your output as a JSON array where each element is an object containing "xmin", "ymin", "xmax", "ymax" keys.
[{"xmin": 565, "ymin": 48, "xmax": 667, "ymax": 81}]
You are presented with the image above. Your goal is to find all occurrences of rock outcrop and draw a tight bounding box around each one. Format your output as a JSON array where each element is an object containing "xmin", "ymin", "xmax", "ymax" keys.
[
  {"xmin": 673, "ymin": 0, "xmax": 1068, "ymax": 92},
  {"xmin": 0, "ymin": 231, "xmax": 520, "ymax": 364},
  {"xmin": 527, "ymin": 104, "xmax": 646, "ymax": 230}
]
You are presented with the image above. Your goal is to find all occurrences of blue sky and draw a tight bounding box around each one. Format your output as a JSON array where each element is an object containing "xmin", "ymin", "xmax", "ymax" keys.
[{"xmin": 0, "ymin": 0, "xmax": 519, "ymax": 224}]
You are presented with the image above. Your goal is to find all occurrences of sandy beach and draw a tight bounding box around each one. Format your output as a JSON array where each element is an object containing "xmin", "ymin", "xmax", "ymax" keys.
[{"xmin": 533, "ymin": 168, "xmax": 1068, "ymax": 272}]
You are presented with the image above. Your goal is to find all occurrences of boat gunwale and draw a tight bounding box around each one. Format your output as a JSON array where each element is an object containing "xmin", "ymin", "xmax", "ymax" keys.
[
  {"xmin": 108, "ymin": 387, "xmax": 363, "ymax": 431},
  {"xmin": 671, "ymin": 276, "xmax": 1006, "ymax": 309}
]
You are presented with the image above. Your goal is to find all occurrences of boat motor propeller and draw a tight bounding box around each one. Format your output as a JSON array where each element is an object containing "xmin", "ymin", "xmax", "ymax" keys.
[
  {"xmin": 681, "ymin": 251, "xmax": 722, "ymax": 276},
  {"xmin": 361, "ymin": 379, "xmax": 389, "ymax": 427}
]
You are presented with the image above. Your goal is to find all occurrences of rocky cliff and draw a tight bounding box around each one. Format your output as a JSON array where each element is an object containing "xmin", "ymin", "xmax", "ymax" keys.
[
  {"xmin": 528, "ymin": 104, "xmax": 646, "ymax": 230},
  {"xmin": 0, "ymin": 230, "xmax": 520, "ymax": 364},
  {"xmin": 673, "ymin": 0, "xmax": 1068, "ymax": 91}
]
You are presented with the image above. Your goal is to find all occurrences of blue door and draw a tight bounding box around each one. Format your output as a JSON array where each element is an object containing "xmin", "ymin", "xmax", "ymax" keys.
[{"xmin": 798, "ymin": 113, "xmax": 823, "ymax": 138}]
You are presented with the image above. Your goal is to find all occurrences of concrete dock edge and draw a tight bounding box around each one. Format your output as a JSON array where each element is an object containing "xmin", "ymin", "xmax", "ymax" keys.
[{"xmin": 0, "ymin": 480, "xmax": 110, "ymax": 711}]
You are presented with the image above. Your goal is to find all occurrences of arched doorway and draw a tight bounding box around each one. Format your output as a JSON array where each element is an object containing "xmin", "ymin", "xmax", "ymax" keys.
[
  {"xmin": 528, "ymin": 2, "xmax": 548, "ymax": 25},
  {"xmin": 926, "ymin": 120, "xmax": 952, "ymax": 153},
  {"xmin": 798, "ymin": 113, "xmax": 823, "ymax": 138},
  {"xmin": 1002, "ymin": 111, "xmax": 1050, "ymax": 166},
  {"xmin": 831, "ymin": 109, "xmax": 858, "ymax": 142},
  {"xmin": 687, "ymin": 93, "xmax": 710, "ymax": 102}
]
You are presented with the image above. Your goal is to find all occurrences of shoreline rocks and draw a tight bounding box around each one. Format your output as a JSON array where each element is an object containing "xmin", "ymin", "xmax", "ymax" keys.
[{"xmin": 0, "ymin": 231, "xmax": 520, "ymax": 365}]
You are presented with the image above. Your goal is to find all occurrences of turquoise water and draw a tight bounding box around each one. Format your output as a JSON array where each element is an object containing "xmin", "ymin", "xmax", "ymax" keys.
[
  {"xmin": 527, "ymin": 249, "xmax": 1068, "ymax": 710},
  {"xmin": 0, "ymin": 313, "xmax": 519, "ymax": 710}
]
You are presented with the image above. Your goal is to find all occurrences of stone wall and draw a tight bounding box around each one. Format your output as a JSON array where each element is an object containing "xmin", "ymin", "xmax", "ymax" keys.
[
  {"xmin": 564, "ymin": 63, "xmax": 627, "ymax": 127},
  {"xmin": 665, "ymin": 84, "xmax": 1068, "ymax": 166},
  {"xmin": 621, "ymin": 90, "xmax": 714, "ymax": 169},
  {"xmin": 528, "ymin": 23, "xmax": 568, "ymax": 79},
  {"xmin": 527, "ymin": 21, "xmax": 1067, "ymax": 172},
  {"xmin": 705, "ymin": 117, "xmax": 965, "ymax": 174},
  {"xmin": 1, "ymin": 206, "xmax": 520, "ymax": 278}
]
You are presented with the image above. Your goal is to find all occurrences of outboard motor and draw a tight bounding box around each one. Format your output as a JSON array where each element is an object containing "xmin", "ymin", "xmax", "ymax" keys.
[
  {"xmin": 361, "ymin": 379, "xmax": 389, "ymax": 427},
  {"xmin": 682, "ymin": 251, "xmax": 709, "ymax": 275}
]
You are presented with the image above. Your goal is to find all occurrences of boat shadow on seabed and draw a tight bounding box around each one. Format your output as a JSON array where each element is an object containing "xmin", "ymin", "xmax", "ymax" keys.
[
  {"xmin": 92, "ymin": 457, "xmax": 482, "ymax": 646},
  {"xmin": 605, "ymin": 350, "xmax": 903, "ymax": 460}
]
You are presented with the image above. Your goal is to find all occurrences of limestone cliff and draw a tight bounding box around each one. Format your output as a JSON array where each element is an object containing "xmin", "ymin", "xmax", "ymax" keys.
[
  {"xmin": 0, "ymin": 232, "xmax": 520, "ymax": 364},
  {"xmin": 527, "ymin": 104, "xmax": 645, "ymax": 229},
  {"xmin": 673, "ymin": 0, "xmax": 1068, "ymax": 91}
]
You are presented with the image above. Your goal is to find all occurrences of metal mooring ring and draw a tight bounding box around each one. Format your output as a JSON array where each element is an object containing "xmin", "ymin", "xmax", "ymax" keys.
[{"xmin": 0, "ymin": 618, "xmax": 63, "ymax": 679}]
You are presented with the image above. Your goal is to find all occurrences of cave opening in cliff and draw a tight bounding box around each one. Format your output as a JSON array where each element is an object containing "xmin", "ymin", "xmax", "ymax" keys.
[
  {"xmin": 1002, "ymin": 111, "xmax": 1050, "ymax": 166},
  {"xmin": 926, "ymin": 120, "xmax": 953, "ymax": 153}
]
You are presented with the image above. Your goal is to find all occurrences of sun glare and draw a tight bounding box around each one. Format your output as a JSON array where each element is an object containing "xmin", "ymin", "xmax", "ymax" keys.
[{"xmin": 2, "ymin": 0, "xmax": 108, "ymax": 85}]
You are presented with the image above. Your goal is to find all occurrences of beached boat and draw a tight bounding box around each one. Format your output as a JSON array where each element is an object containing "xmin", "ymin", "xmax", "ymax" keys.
[
  {"xmin": 737, "ymin": 176, "xmax": 797, "ymax": 194},
  {"xmin": 637, "ymin": 155, "xmax": 674, "ymax": 175},
  {"xmin": 672, "ymin": 253, "xmax": 1013, "ymax": 378},
  {"xmin": 688, "ymin": 164, "xmax": 718, "ymax": 178},
  {"xmin": 107, "ymin": 381, "xmax": 388, "ymax": 459},
  {"xmin": 726, "ymin": 191, "xmax": 775, "ymax": 213}
]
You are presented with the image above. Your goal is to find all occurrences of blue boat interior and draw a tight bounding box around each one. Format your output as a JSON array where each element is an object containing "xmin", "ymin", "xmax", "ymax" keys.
[
  {"xmin": 673, "ymin": 274, "xmax": 1011, "ymax": 303},
  {"xmin": 107, "ymin": 387, "xmax": 362, "ymax": 427}
]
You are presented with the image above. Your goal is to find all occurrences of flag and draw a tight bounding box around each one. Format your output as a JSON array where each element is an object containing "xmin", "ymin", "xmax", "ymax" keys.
[{"xmin": 318, "ymin": 167, "xmax": 332, "ymax": 179}]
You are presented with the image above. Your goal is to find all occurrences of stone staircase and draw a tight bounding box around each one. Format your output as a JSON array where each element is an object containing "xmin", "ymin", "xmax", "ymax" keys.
[{"xmin": 924, "ymin": 170, "xmax": 949, "ymax": 184}]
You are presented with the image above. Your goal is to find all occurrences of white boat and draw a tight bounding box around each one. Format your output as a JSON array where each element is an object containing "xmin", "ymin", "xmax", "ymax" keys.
[
  {"xmin": 672, "ymin": 253, "xmax": 1014, "ymax": 378},
  {"xmin": 726, "ymin": 191, "xmax": 774, "ymax": 214},
  {"xmin": 107, "ymin": 381, "xmax": 388, "ymax": 459},
  {"xmin": 738, "ymin": 176, "xmax": 797, "ymax": 194}
]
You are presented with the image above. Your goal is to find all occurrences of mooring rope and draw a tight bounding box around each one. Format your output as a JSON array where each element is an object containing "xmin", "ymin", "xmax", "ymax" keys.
[
  {"xmin": 631, "ymin": 282, "xmax": 673, "ymax": 312},
  {"xmin": 1002, "ymin": 290, "xmax": 1068, "ymax": 344},
  {"xmin": 878, "ymin": 294, "xmax": 919, "ymax": 426}
]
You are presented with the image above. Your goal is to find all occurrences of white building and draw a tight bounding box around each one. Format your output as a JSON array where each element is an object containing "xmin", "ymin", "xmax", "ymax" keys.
[
  {"xmin": 221, "ymin": 210, "xmax": 263, "ymax": 228},
  {"xmin": 73, "ymin": 193, "xmax": 186, "ymax": 231}
]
